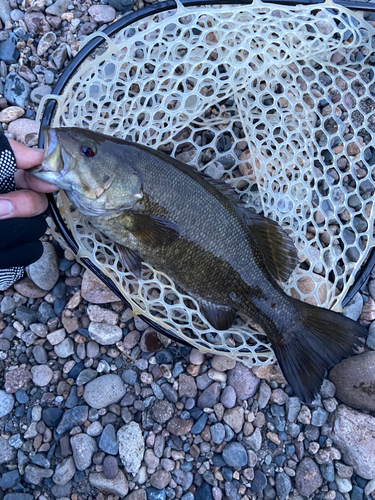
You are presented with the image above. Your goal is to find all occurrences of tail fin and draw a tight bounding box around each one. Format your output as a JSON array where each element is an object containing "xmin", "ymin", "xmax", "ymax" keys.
[{"xmin": 270, "ymin": 300, "xmax": 367, "ymax": 403}]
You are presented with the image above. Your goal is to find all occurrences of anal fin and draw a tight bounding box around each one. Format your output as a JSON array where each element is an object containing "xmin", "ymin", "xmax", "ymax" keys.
[
  {"xmin": 117, "ymin": 244, "xmax": 143, "ymax": 279},
  {"xmin": 200, "ymin": 300, "xmax": 236, "ymax": 331}
]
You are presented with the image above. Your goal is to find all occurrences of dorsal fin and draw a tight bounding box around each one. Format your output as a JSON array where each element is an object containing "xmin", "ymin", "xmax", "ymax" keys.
[{"xmin": 239, "ymin": 209, "xmax": 299, "ymax": 282}]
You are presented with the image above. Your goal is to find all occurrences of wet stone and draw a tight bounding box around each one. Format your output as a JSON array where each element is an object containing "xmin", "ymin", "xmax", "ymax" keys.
[
  {"xmin": 103, "ymin": 455, "xmax": 119, "ymax": 480},
  {"xmin": 146, "ymin": 487, "xmax": 167, "ymax": 500},
  {"xmin": 251, "ymin": 470, "xmax": 268, "ymax": 493},
  {"xmin": 311, "ymin": 407, "xmax": 329, "ymax": 427}
]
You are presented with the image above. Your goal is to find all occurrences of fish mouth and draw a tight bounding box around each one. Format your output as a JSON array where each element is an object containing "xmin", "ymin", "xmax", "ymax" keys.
[{"xmin": 30, "ymin": 126, "xmax": 73, "ymax": 189}]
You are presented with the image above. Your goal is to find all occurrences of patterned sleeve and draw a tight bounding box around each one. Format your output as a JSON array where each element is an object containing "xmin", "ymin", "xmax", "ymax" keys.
[{"xmin": 0, "ymin": 131, "xmax": 25, "ymax": 290}]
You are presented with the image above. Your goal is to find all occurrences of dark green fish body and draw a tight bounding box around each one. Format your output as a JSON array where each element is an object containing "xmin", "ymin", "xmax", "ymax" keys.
[{"xmin": 32, "ymin": 126, "xmax": 367, "ymax": 403}]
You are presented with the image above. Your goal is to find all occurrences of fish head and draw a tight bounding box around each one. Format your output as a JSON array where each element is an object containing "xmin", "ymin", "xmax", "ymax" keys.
[{"xmin": 31, "ymin": 126, "xmax": 143, "ymax": 217}]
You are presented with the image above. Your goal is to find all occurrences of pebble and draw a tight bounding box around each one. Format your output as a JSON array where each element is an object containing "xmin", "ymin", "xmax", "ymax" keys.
[
  {"xmin": 167, "ymin": 417, "xmax": 193, "ymax": 436},
  {"xmin": 99, "ymin": 424, "xmax": 119, "ymax": 455},
  {"xmin": 152, "ymin": 400, "xmax": 174, "ymax": 424},
  {"xmin": 90, "ymin": 470, "xmax": 129, "ymax": 496},
  {"xmin": 222, "ymin": 442, "xmax": 247, "ymax": 467},
  {"xmin": 103, "ymin": 455, "xmax": 119, "ymax": 480},
  {"xmin": 197, "ymin": 382, "xmax": 221, "ymax": 409},
  {"xmin": 332, "ymin": 405, "xmax": 375, "ymax": 479},
  {"xmin": 42, "ymin": 407, "xmax": 64, "ymax": 427},
  {"xmin": 107, "ymin": 0, "xmax": 134, "ymax": 12},
  {"xmin": 329, "ymin": 351, "xmax": 375, "ymax": 411},
  {"xmin": 45, "ymin": 0, "xmax": 70, "ymax": 16},
  {"xmin": 0, "ymin": 390, "xmax": 14, "ymax": 417},
  {"xmin": 146, "ymin": 487, "xmax": 167, "ymax": 500},
  {"xmin": 70, "ymin": 433, "xmax": 98, "ymax": 470},
  {"xmin": 37, "ymin": 31, "xmax": 56, "ymax": 56},
  {"xmin": 211, "ymin": 355, "xmax": 236, "ymax": 371},
  {"xmin": 24, "ymin": 465, "xmax": 53, "ymax": 485},
  {"xmin": 295, "ymin": 458, "xmax": 323, "ymax": 497},
  {"xmin": 189, "ymin": 348, "xmax": 205, "ymax": 365},
  {"xmin": 88, "ymin": 322, "xmax": 123, "ymax": 345},
  {"xmin": 336, "ymin": 476, "xmax": 353, "ymax": 493},
  {"xmin": 251, "ymin": 470, "xmax": 268, "ymax": 493},
  {"xmin": 84, "ymin": 374, "xmax": 126, "ymax": 409},
  {"xmin": 54, "ymin": 338, "xmax": 75, "ymax": 358},
  {"xmin": 0, "ymin": 32, "xmax": 19, "ymax": 64},
  {"xmin": 52, "ymin": 457, "xmax": 76, "ymax": 485},
  {"xmin": 220, "ymin": 385, "xmax": 236, "ymax": 408},
  {"xmin": 5, "ymin": 368, "xmax": 32, "ymax": 393},
  {"xmin": 88, "ymin": 5, "xmax": 116, "ymax": 23},
  {"xmin": 30, "ymin": 85, "xmax": 53, "ymax": 104},
  {"xmin": 8, "ymin": 118, "xmax": 39, "ymax": 146},
  {"xmin": 30, "ymin": 365, "xmax": 53, "ymax": 386},
  {"xmin": 2, "ymin": 71, "xmax": 31, "ymax": 108},
  {"xmin": 276, "ymin": 472, "xmax": 292, "ymax": 500},
  {"xmin": 223, "ymin": 406, "xmax": 244, "ymax": 433},
  {"xmin": 151, "ymin": 470, "xmax": 171, "ymax": 489},
  {"xmin": 227, "ymin": 363, "xmax": 260, "ymax": 400},
  {"xmin": 0, "ymin": 105, "xmax": 25, "ymax": 123},
  {"xmin": 56, "ymin": 406, "xmax": 88, "ymax": 435},
  {"xmin": 118, "ymin": 422, "xmax": 145, "ymax": 474},
  {"xmin": 210, "ymin": 422, "xmax": 226, "ymax": 444},
  {"xmin": 311, "ymin": 407, "xmax": 329, "ymax": 427},
  {"xmin": 244, "ymin": 427, "xmax": 262, "ymax": 451}
]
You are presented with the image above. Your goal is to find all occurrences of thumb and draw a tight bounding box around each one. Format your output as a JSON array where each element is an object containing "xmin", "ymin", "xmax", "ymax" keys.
[{"xmin": 0, "ymin": 190, "xmax": 48, "ymax": 219}]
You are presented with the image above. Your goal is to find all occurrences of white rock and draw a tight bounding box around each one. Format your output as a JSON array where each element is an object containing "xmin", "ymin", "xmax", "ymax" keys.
[
  {"xmin": 88, "ymin": 5, "xmax": 116, "ymax": 23},
  {"xmin": 89, "ymin": 470, "xmax": 129, "ymax": 496},
  {"xmin": 70, "ymin": 433, "xmax": 98, "ymax": 471},
  {"xmin": 54, "ymin": 338, "xmax": 75, "ymax": 358},
  {"xmin": 117, "ymin": 422, "xmax": 145, "ymax": 474},
  {"xmin": 8, "ymin": 118, "xmax": 39, "ymax": 147},
  {"xmin": 83, "ymin": 374, "xmax": 126, "ymax": 409},
  {"xmin": 37, "ymin": 31, "xmax": 56, "ymax": 56},
  {"xmin": 47, "ymin": 328, "xmax": 66, "ymax": 345},
  {"xmin": 0, "ymin": 390, "xmax": 14, "ymax": 418},
  {"xmin": 87, "ymin": 304, "xmax": 119, "ymax": 325},
  {"xmin": 88, "ymin": 322, "xmax": 122, "ymax": 345},
  {"xmin": 27, "ymin": 242, "xmax": 59, "ymax": 291},
  {"xmin": 31, "ymin": 365, "xmax": 53, "ymax": 386}
]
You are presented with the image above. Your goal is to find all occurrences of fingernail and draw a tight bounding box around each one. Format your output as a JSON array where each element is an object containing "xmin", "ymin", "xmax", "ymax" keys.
[{"xmin": 0, "ymin": 200, "xmax": 13, "ymax": 217}]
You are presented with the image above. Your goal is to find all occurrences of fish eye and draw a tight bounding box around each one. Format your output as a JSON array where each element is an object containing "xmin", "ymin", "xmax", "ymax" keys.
[{"xmin": 80, "ymin": 145, "xmax": 96, "ymax": 158}]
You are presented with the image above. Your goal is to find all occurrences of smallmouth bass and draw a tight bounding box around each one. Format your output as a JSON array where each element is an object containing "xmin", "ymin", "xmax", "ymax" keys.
[{"xmin": 31, "ymin": 126, "xmax": 367, "ymax": 403}]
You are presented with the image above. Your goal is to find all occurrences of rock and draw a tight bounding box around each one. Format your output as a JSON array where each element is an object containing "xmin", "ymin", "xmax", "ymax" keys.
[
  {"xmin": 167, "ymin": 417, "xmax": 193, "ymax": 436},
  {"xmin": 88, "ymin": 322, "xmax": 123, "ymax": 345},
  {"xmin": 178, "ymin": 373, "xmax": 197, "ymax": 398},
  {"xmin": 107, "ymin": 0, "xmax": 134, "ymax": 12},
  {"xmin": 123, "ymin": 330, "xmax": 140, "ymax": 349},
  {"xmin": 286, "ymin": 397, "xmax": 301, "ymax": 422},
  {"xmin": 71, "ymin": 433, "xmax": 98, "ymax": 470},
  {"xmin": 32, "ymin": 345, "xmax": 48, "ymax": 364},
  {"xmin": 24, "ymin": 465, "xmax": 53, "ymax": 485},
  {"xmin": 4, "ymin": 496, "xmax": 33, "ymax": 500},
  {"xmin": 23, "ymin": 11, "xmax": 50, "ymax": 35},
  {"xmin": 0, "ymin": 436, "xmax": 16, "ymax": 464},
  {"xmin": 0, "ymin": 470, "xmax": 20, "ymax": 489},
  {"xmin": 76, "ymin": 368, "xmax": 97, "ymax": 386},
  {"xmin": 222, "ymin": 442, "xmax": 248, "ymax": 467},
  {"xmin": 223, "ymin": 406, "xmax": 244, "ymax": 433},
  {"xmin": 56, "ymin": 406, "xmax": 88, "ymax": 435},
  {"xmin": 99, "ymin": 424, "xmax": 119, "ymax": 455},
  {"xmin": 5, "ymin": 73, "xmax": 31, "ymax": 110},
  {"xmin": 8, "ymin": 118, "xmax": 39, "ymax": 147},
  {"xmin": 90, "ymin": 470, "xmax": 129, "ymax": 496},
  {"xmin": 211, "ymin": 355, "xmax": 236, "ymax": 371},
  {"xmin": 343, "ymin": 292, "xmax": 363, "ymax": 321},
  {"xmin": 191, "ymin": 413, "xmax": 208, "ymax": 434},
  {"xmin": 244, "ymin": 428, "xmax": 262, "ymax": 451},
  {"xmin": 47, "ymin": 328, "xmax": 66, "ymax": 345},
  {"xmin": 14, "ymin": 277, "xmax": 46, "ymax": 298},
  {"xmin": 140, "ymin": 328, "xmax": 164, "ymax": 352},
  {"xmin": 0, "ymin": 106, "xmax": 25, "ymax": 123},
  {"xmin": 51, "ymin": 44, "xmax": 68, "ymax": 71},
  {"xmin": 84, "ymin": 374, "xmax": 126, "ymax": 409},
  {"xmin": 46, "ymin": 0, "xmax": 70, "ymax": 16},
  {"xmin": 227, "ymin": 363, "xmax": 259, "ymax": 400},
  {"xmin": 88, "ymin": 5, "xmax": 116, "ymax": 23},
  {"xmin": 118, "ymin": 422, "xmax": 144, "ymax": 474},
  {"xmin": 0, "ymin": 390, "xmax": 14, "ymax": 417},
  {"xmin": 152, "ymin": 400, "xmax": 174, "ymax": 424},
  {"xmin": 26, "ymin": 242, "xmax": 59, "ymax": 291},
  {"xmin": 335, "ymin": 476, "xmax": 352, "ymax": 493},
  {"xmin": 275, "ymin": 472, "xmax": 292, "ymax": 500},
  {"xmin": 311, "ymin": 407, "xmax": 329, "ymax": 427},
  {"xmin": 258, "ymin": 381, "xmax": 271, "ymax": 409},
  {"xmin": 367, "ymin": 321, "xmax": 375, "ymax": 349},
  {"xmin": 150, "ymin": 470, "xmax": 171, "ymax": 489},
  {"xmin": 81, "ymin": 270, "xmax": 119, "ymax": 303},
  {"xmin": 4, "ymin": 368, "xmax": 32, "ymax": 393},
  {"xmin": 54, "ymin": 338, "xmax": 75, "ymax": 358},
  {"xmin": 332, "ymin": 404, "xmax": 375, "ymax": 479},
  {"xmin": 30, "ymin": 365, "xmax": 53, "ymax": 386},
  {"xmin": 295, "ymin": 458, "xmax": 323, "ymax": 497},
  {"xmin": 251, "ymin": 470, "xmax": 267, "ymax": 493},
  {"xmin": 0, "ymin": 32, "xmax": 19, "ymax": 64},
  {"xmin": 197, "ymin": 382, "xmax": 221, "ymax": 409},
  {"xmin": 210, "ymin": 422, "xmax": 226, "ymax": 444},
  {"xmin": 30, "ymin": 85, "xmax": 52, "ymax": 104},
  {"xmin": 52, "ymin": 457, "xmax": 76, "ymax": 485},
  {"xmin": 329, "ymin": 351, "xmax": 375, "ymax": 411},
  {"xmin": 87, "ymin": 304, "xmax": 119, "ymax": 324},
  {"xmin": 37, "ymin": 31, "xmax": 56, "ymax": 56},
  {"xmin": 42, "ymin": 407, "xmax": 63, "ymax": 427},
  {"xmin": 103, "ymin": 455, "xmax": 119, "ymax": 480},
  {"xmin": 252, "ymin": 364, "xmax": 286, "ymax": 384},
  {"xmin": 220, "ymin": 385, "xmax": 236, "ymax": 408}
]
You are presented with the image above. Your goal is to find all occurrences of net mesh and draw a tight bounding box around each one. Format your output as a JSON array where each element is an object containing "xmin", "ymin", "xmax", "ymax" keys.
[{"xmin": 40, "ymin": 0, "xmax": 375, "ymax": 366}]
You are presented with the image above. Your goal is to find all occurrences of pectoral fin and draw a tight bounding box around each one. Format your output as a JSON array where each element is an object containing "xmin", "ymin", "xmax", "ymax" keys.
[
  {"xmin": 131, "ymin": 214, "xmax": 179, "ymax": 247},
  {"xmin": 200, "ymin": 300, "xmax": 237, "ymax": 331},
  {"xmin": 240, "ymin": 209, "xmax": 299, "ymax": 282},
  {"xmin": 117, "ymin": 244, "xmax": 143, "ymax": 279}
]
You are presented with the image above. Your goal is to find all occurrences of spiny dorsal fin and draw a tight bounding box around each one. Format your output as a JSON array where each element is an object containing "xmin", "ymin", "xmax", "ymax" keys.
[{"xmin": 240, "ymin": 209, "xmax": 299, "ymax": 282}]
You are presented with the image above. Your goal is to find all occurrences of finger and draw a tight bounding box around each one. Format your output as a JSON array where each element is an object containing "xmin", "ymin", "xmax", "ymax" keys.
[
  {"xmin": 15, "ymin": 170, "xmax": 58, "ymax": 193},
  {"xmin": 8, "ymin": 138, "xmax": 44, "ymax": 170},
  {"xmin": 0, "ymin": 190, "xmax": 48, "ymax": 219}
]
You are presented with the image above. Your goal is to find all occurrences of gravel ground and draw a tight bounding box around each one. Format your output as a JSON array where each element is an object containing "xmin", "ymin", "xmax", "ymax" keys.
[{"xmin": 2, "ymin": 1, "xmax": 375, "ymax": 500}]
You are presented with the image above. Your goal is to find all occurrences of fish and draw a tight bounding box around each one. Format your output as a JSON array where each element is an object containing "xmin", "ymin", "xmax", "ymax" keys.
[{"xmin": 31, "ymin": 126, "xmax": 367, "ymax": 403}]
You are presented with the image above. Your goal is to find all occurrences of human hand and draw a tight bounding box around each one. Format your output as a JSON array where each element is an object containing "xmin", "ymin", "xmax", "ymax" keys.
[{"xmin": 0, "ymin": 139, "xmax": 58, "ymax": 219}]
